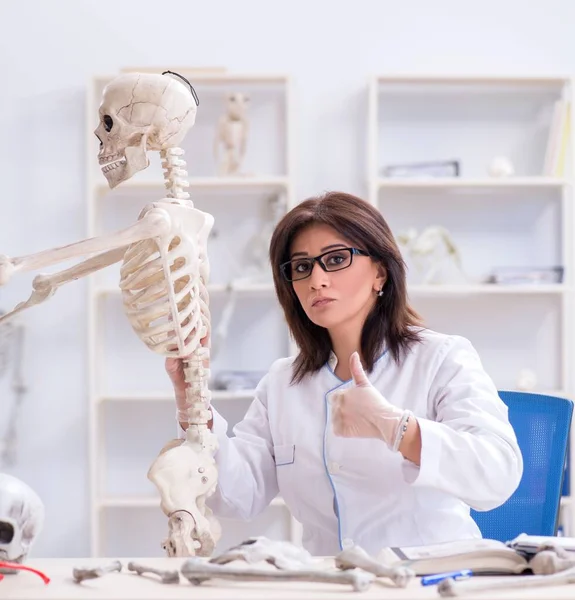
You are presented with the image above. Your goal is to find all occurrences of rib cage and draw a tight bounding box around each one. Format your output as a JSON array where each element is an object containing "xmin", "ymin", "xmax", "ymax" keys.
[{"xmin": 119, "ymin": 234, "xmax": 207, "ymax": 357}]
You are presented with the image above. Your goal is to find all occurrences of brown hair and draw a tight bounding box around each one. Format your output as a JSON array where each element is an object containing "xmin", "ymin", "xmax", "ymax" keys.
[{"xmin": 269, "ymin": 191, "xmax": 423, "ymax": 384}]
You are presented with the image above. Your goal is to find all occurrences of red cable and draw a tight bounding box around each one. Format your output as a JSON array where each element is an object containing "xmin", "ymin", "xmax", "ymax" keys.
[{"xmin": 0, "ymin": 561, "xmax": 50, "ymax": 584}]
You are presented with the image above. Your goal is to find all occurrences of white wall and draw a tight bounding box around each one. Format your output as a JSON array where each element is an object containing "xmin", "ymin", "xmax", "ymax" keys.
[{"xmin": 1, "ymin": 0, "xmax": 574, "ymax": 558}]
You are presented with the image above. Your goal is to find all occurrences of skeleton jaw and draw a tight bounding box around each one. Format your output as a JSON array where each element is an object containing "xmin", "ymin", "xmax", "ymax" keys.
[{"xmin": 99, "ymin": 143, "xmax": 149, "ymax": 189}]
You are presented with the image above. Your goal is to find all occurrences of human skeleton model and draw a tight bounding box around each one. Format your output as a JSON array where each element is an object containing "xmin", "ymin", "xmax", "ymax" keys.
[
  {"xmin": 214, "ymin": 92, "xmax": 249, "ymax": 176},
  {"xmin": 0, "ymin": 71, "xmax": 221, "ymax": 557},
  {"xmin": 396, "ymin": 226, "xmax": 467, "ymax": 285}
]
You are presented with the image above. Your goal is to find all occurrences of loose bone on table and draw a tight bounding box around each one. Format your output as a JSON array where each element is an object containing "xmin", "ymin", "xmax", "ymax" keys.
[{"xmin": 0, "ymin": 71, "xmax": 221, "ymax": 557}]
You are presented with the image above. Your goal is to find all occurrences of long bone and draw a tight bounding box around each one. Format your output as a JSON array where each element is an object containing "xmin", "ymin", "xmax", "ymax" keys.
[
  {"xmin": 0, "ymin": 207, "xmax": 171, "ymax": 327},
  {"xmin": 0, "ymin": 247, "xmax": 128, "ymax": 326},
  {"xmin": 529, "ymin": 547, "xmax": 575, "ymax": 575},
  {"xmin": 335, "ymin": 545, "xmax": 414, "ymax": 588},
  {"xmin": 72, "ymin": 560, "xmax": 122, "ymax": 583},
  {"xmin": 180, "ymin": 557, "xmax": 374, "ymax": 592},
  {"xmin": 0, "ymin": 209, "xmax": 170, "ymax": 289},
  {"xmin": 127, "ymin": 561, "xmax": 179, "ymax": 583},
  {"xmin": 437, "ymin": 560, "xmax": 575, "ymax": 597}
]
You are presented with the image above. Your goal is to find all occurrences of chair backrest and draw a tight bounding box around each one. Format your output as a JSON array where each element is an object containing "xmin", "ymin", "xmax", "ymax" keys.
[{"xmin": 471, "ymin": 390, "xmax": 573, "ymax": 542}]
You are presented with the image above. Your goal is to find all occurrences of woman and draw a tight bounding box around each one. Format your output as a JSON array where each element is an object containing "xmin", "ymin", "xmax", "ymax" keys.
[{"xmin": 166, "ymin": 191, "xmax": 523, "ymax": 556}]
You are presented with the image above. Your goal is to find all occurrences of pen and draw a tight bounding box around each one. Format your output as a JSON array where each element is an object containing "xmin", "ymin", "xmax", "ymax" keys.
[{"xmin": 420, "ymin": 569, "xmax": 473, "ymax": 586}]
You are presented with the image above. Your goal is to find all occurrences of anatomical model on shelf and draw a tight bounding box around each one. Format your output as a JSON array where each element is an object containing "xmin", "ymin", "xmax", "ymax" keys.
[
  {"xmin": 396, "ymin": 226, "xmax": 467, "ymax": 285},
  {"xmin": 214, "ymin": 92, "xmax": 250, "ymax": 176},
  {"xmin": 210, "ymin": 193, "xmax": 285, "ymax": 366},
  {"xmin": 0, "ymin": 71, "xmax": 221, "ymax": 557}
]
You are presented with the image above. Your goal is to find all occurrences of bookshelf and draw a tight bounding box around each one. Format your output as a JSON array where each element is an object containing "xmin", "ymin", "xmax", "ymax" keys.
[{"xmin": 367, "ymin": 74, "xmax": 574, "ymax": 535}]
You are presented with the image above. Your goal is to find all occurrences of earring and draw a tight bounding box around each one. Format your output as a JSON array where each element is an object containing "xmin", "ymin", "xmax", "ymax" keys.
[{"xmin": 377, "ymin": 288, "xmax": 384, "ymax": 297}]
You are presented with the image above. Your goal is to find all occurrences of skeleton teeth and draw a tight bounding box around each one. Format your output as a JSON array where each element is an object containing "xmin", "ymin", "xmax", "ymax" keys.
[
  {"xmin": 102, "ymin": 160, "xmax": 126, "ymax": 173},
  {"xmin": 100, "ymin": 154, "xmax": 126, "ymax": 171}
]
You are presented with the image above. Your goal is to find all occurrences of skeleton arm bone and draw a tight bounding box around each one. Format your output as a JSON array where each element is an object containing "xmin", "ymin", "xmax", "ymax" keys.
[
  {"xmin": 0, "ymin": 208, "xmax": 171, "ymax": 286},
  {"xmin": 0, "ymin": 247, "xmax": 128, "ymax": 326}
]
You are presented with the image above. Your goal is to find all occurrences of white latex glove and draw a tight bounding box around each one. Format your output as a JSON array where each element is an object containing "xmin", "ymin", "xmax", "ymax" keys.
[
  {"xmin": 165, "ymin": 340, "xmax": 212, "ymax": 428},
  {"xmin": 165, "ymin": 357, "xmax": 193, "ymax": 424},
  {"xmin": 331, "ymin": 352, "xmax": 410, "ymax": 451}
]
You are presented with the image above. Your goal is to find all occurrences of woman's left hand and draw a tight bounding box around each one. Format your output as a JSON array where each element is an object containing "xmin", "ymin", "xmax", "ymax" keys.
[{"xmin": 331, "ymin": 352, "xmax": 409, "ymax": 449}]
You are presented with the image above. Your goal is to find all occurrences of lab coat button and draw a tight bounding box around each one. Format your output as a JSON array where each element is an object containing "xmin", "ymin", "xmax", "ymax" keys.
[
  {"xmin": 342, "ymin": 538, "xmax": 354, "ymax": 549},
  {"xmin": 328, "ymin": 461, "xmax": 341, "ymax": 474}
]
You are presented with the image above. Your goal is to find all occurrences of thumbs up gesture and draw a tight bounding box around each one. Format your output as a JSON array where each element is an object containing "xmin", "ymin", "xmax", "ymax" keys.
[{"xmin": 331, "ymin": 352, "xmax": 409, "ymax": 450}]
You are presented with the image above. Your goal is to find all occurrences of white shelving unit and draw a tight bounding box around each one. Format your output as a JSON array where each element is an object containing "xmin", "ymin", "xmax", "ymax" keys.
[
  {"xmin": 85, "ymin": 70, "xmax": 301, "ymax": 557},
  {"xmin": 367, "ymin": 74, "xmax": 575, "ymax": 535}
]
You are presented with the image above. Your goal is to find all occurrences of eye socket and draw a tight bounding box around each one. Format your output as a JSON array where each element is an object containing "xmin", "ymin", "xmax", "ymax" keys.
[
  {"xmin": 103, "ymin": 115, "xmax": 113, "ymax": 132},
  {"xmin": 0, "ymin": 521, "xmax": 14, "ymax": 544}
]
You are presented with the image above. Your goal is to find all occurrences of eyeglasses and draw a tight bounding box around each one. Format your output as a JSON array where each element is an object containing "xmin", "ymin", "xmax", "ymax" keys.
[{"xmin": 280, "ymin": 247, "xmax": 370, "ymax": 282}]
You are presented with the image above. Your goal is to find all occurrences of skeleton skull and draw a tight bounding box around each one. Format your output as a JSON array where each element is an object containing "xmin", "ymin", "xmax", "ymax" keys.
[
  {"xmin": 0, "ymin": 473, "xmax": 44, "ymax": 568},
  {"xmin": 94, "ymin": 71, "xmax": 199, "ymax": 189}
]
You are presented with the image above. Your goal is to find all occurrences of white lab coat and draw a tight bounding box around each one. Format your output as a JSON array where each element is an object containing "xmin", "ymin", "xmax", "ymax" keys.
[{"xmin": 180, "ymin": 328, "xmax": 523, "ymax": 557}]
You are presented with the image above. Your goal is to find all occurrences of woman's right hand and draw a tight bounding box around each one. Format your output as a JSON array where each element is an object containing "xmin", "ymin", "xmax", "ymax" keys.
[
  {"xmin": 166, "ymin": 331, "xmax": 213, "ymax": 430},
  {"xmin": 165, "ymin": 356, "xmax": 190, "ymax": 425}
]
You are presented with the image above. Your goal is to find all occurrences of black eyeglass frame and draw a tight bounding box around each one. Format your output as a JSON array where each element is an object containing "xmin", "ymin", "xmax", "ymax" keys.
[{"xmin": 280, "ymin": 247, "xmax": 370, "ymax": 282}]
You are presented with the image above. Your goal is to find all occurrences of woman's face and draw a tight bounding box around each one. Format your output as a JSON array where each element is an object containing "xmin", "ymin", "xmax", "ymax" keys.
[{"xmin": 289, "ymin": 224, "xmax": 385, "ymax": 332}]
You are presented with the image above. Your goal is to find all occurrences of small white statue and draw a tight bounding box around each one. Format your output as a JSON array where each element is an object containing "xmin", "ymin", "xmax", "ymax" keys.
[
  {"xmin": 488, "ymin": 156, "xmax": 515, "ymax": 178},
  {"xmin": 211, "ymin": 194, "xmax": 286, "ymax": 360},
  {"xmin": 214, "ymin": 92, "xmax": 249, "ymax": 176},
  {"xmin": 0, "ymin": 473, "xmax": 44, "ymax": 567},
  {"xmin": 397, "ymin": 226, "xmax": 467, "ymax": 285},
  {"xmin": 516, "ymin": 368, "xmax": 537, "ymax": 391}
]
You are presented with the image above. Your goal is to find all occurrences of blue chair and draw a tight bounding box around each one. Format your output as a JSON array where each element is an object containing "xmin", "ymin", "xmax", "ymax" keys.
[{"xmin": 471, "ymin": 390, "xmax": 573, "ymax": 542}]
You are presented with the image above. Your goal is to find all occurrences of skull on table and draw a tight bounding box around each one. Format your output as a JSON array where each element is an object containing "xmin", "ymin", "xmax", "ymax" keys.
[{"xmin": 0, "ymin": 473, "xmax": 44, "ymax": 570}]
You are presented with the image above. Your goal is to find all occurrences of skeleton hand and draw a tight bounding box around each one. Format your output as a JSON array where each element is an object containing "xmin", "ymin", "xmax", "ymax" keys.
[
  {"xmin": 166, "ymin": 334, "xmax": 212, "ymax": 428},
  {"xmin": 330, "ymin": 352, "xmax": 409, "ymax": 450}
]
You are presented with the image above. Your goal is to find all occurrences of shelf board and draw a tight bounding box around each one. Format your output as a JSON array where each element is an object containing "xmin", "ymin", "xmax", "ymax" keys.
[
  {"xmin": 377, "ymin": 177, "xmax": 567, "ymax": 192},
  {"xmin": 97, "ymin": 390, "xmax": 257, "ymax": 403},
  {"xmin": 409, "ymin": 284, "xmax": 569, "ymax": 296},
  {"xmin": 95, "ymin": 73, "xmax": 289, "ymax": 87},
  {"xmin": 95, "ymin": 176, "xmax": 290, "ymax": 197},
  {"xmin": 375, "ymin": 74, "xmax": 570, "ymax": 86},
  {"xmin": 99, "ymin": 495, "xmax": 286, "ymax": 508},
  {"xmin": 94, "ymin": 282, "xmax": 276, "ymax": 297}
]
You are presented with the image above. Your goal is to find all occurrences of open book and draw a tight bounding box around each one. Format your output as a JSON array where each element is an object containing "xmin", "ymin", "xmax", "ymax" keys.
[{"xmin": 376, "ymin": 538, "xmax": 531, "ymax": 576}]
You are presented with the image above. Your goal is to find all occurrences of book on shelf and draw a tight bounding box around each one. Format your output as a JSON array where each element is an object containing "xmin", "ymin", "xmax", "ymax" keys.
[
  {"xmin": 381, "ymin": 160, "xmax": 460, "ymax": 178},
  {"xmin": 376, "ymin": 534, "xmax": 575, "ymax": 576}
]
